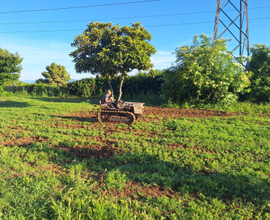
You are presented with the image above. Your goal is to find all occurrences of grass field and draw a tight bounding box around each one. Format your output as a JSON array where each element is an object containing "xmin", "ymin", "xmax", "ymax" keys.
[{"xmin": 0, "ymin": 96, "xmax": 270, "ymax": 219}]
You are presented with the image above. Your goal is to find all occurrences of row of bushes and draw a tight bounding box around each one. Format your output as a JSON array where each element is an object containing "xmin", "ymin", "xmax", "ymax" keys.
[{"xmin": 5, "ymin": 73, "xmax": 164, "ymax": 99}]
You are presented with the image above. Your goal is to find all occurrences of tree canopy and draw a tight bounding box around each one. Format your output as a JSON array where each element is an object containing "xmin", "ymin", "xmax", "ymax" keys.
[
  {"xmin": 0, "ymin": 48, "xmax": 23, "ymax": 89},
  {"xmin": 69, "ymin": 21, "xmax": 156, "ymax": 100},
  {"xmin": 162, "ymin": 34, "xmax": 251, "ymax": 105},
  {"xmin": 248, "ymin": 44, "xmax": 270, "ymax": 102},
  {"xmin": 36, "ymin": 62, "xmax": 71, "ymax": 86}
]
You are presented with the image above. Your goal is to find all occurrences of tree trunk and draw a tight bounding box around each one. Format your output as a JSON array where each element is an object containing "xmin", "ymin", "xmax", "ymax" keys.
[
  {"xmin": 118, "ymin": 74, "xmax": 125, "ymax": 102},
  {"xmin": 105, "ymin": 73, "xmax": 114, "ymax": 98}
]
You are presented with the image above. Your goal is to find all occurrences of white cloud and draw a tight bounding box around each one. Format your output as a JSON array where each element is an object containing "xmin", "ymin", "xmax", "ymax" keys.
[
  {"xmin": 151, "ymin": 50, "xmax": 175, "ymax": 70},
  {"xmin": 156, "ymin": 51, "xmax": 172, "ymax": 55}
]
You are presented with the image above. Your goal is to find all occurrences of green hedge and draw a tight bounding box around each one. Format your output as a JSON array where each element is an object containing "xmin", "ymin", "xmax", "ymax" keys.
[
  {"xmin": 5, "ymin": 84, "xmax": 66, "ymax": 97},
  {"xmin": 108, "ymin": 74, "xmax": 164, "ymax": 98},
  {"xmin": 5, "ymin": 73, "xmax": 164, "ymax": 98}
]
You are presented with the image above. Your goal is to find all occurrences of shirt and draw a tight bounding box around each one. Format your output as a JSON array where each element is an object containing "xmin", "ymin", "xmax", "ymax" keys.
[{"xmin": 101, "ymin": 94, "xmax": 110, "ymax": 104}]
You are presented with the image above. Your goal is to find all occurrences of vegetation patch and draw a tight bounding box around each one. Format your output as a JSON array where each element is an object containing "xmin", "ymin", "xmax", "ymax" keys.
[{"xmin": 0, "ymin": 96, "xmax": 269, "ymax": 219}]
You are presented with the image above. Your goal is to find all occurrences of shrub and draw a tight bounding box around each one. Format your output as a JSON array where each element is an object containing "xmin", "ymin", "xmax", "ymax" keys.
[
  {"xmin": 248, "ymin": 44, "xmax": 270, "ymax": 102},
  {"xmin": 162, "ymin": 34, "xmax": 251, "ymax": 105},
  {"xmin": 0, "ymin": 48, "xmax": 23, "ymax": 91},
  {"xmin": 67, "ymin": 78, "xmax": 96, "ymax": 97}
]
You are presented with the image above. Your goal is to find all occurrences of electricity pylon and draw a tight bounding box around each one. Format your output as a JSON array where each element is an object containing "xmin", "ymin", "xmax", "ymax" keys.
[{"xmin": 213, "ymin": 0, "xmax": 249, "ymax": 67}]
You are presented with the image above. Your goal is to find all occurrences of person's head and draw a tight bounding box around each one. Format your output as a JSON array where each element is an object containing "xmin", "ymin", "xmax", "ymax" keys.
[{"xmin": 107, "ymin": 90, "xmax": 112, "ymax": 96}]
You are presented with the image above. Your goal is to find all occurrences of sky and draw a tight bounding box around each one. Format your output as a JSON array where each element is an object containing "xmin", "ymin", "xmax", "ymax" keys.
[{"xmin": 0, "ymin": 0, "xmax": 270, "ymax": 82}]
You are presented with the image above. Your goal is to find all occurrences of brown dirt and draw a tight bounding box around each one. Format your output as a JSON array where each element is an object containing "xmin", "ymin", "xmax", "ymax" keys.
[
  {"xmin": 3, "ymin": 126, "xmax": 32, "ymax": 136},
  {"xmin": 133, "ymin": 129, "xmax": 161, "ymax": 137},
  {"xmin": 143, "ymin": 107, "xmax": 235, "ymax": 120},
  {"xmin": 50, "ymin": 143, "xmax": 122, "ymax": 160},
  {"xmin": 166, "ymin": 143, "xmax": 185, "ymax": 150},
  {"xmin": 102, "ymin": 181, "xmax": 177, "ymax": 199},
  {"xmin": 0, "ymin": 136, "xmax": 49, "ymax": 147},
  {"xmin": 7, "ymin": 126, "xmax": 24, "ymax": 130},
  {"xmin": 38, "ymin": 164, "xmax": 63, "ymax": 175},
  {"xmin": 166, "ymin": 143, "xmax": 217, "ymax": 154},
  {"xmin": 60, "ymin": 107, "xmax": 235, "ymax": 125},
  {"xmin": 52, "ymin": 122, "xmax": 89, "ymax": 129}
]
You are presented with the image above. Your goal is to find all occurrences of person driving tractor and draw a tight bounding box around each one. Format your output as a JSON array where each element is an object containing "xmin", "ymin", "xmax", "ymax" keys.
[{"xmin": 101, "ymin": 90, "xmax": 117, "ymax": 109}]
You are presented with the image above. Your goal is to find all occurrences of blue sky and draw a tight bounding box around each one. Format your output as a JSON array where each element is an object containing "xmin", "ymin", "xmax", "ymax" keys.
[{"xmin": 0, "ymin": 0, "xmax": 270, "ymax": 81}]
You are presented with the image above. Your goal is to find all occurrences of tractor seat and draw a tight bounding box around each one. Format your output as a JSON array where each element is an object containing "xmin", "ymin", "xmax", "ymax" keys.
[{"xmin": 99, "ymin": 100, "xmax": 108, "ymax": 109}]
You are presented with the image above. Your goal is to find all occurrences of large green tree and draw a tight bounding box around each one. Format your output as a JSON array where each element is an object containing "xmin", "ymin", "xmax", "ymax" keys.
[
  {"xmin": 37, "ymin": 62, "xmax": 71, "ymax": 86},
  {"xmin": 0, "ymin": 48, "xmax": 23, "ymax": 89},
  {"xmin": 162, "ymin": 34, "xmax": 251, "ymax": 105},
  {"xmin": 248, "ymin": 44, "xmax": 270, "ymax": 102},
  {"xmin": 70, "ymin": 21, "xmax": 156, "ymax": 100}
]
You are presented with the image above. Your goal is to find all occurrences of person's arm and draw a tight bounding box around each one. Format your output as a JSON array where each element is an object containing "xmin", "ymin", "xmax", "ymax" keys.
[{"xmin": 105, "ymin": 95, "xmax": 112, "ymax": 103}]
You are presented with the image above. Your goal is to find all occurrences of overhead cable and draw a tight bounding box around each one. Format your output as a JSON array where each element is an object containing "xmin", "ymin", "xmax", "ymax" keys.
[
  {"xmin": 1, "ymin": 5, "xmax": 269, "ymax": 25},
  {"xmin": 0, "ymin": 0, "xmax": 159, "ymax": 14},
  {"xmin": 0, "ymin": 17, "xmax": 269, "ymax": 34}
]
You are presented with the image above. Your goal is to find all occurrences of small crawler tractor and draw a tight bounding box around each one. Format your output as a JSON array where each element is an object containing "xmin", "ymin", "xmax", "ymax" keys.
[{"xmin": 98, "ymin": 101, "xmax": 145, "ymax": 124}]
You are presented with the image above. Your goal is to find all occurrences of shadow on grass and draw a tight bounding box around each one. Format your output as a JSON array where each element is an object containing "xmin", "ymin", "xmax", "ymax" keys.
[
  {"xmin": 10, "ymin": 140, "xmax": 270, "ymax": 206},
  {"xmin": 61, "ymin": 115, "xmax": 98, "ymax": 123},
  {"xmin": 0, "ymin": 101, "xmax": 31, "ymax": 108},
  {"xmin": 27, "ymin": 112, "xmax": 99, "ymax": 123}
]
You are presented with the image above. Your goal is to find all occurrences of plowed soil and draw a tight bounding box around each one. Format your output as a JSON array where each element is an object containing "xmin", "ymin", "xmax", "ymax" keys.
[
  {"xmin": 0, "ymin": 136, "xmax": 49, "ymax": 147},
  {"xmin": 62, "ymin": 106, "xmax": 235, "ymax": 124},
  {"xmin": 144, "ymin": 107, "xmax": 234, "ymax": 119}
]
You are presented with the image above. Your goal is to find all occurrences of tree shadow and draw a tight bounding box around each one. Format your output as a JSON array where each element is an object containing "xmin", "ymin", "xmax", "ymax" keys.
[
  {"xmin": 61, "ymin": 115, "xmax": 98, "ymax": 123},
  {"xmin": 112, "ymin": 153, "xmax": 269, "ymax": 205},
  {"xmin": 0, "ymin": 101, "xmax": 31, "ymax": 108},
  {"xmin": 9, "ymin": 141, "xmax": 270, "ymax": 207},
  {"xmin": 27, "ymin": 112, "xmax": 99, "ymax": 123}
]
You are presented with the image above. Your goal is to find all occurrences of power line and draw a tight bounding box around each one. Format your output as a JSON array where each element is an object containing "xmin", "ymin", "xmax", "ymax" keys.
[
  {"xmin": 0, "ymin": 17, "xmax": 269, "ymax": 34},
  {"xmin": 0, "ymin": 0, "xmax": 159, "ymax": 14},
  {"xmin": 249, "ymin": 17, "xmax": 270, "ymax": 21},
  {"xmin": 146, "ymin": 21, "xmax": 213, "ymax": 27},
  {"xmin": 1, "ymin": 5, "xmax": 270, "ymax": 26},
  {"xmin": 0, "ymin": 11, "xmax": 214, "ymax": 25},
  {"xmin": 0, "ymin": 29, "xmax": 82, "ymax": 34}
]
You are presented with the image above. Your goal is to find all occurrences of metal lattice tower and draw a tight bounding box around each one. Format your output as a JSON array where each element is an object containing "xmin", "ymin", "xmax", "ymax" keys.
[{"xmin": 213, "ymin": 0, "xmax": 249, "ymax": 64}]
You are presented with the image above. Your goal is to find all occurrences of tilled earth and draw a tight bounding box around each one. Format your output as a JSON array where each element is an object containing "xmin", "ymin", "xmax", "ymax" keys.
[
  {"xmin": 144, "ymin": 106, "xmax": 235, "ymax": 119},
  {"xmin": 62, "ymin": 106, "xmax": 235, "ymax": 123}
]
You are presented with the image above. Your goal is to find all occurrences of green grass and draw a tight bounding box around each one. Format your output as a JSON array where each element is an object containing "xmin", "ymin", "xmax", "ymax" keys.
[{"xmin": 0, "ymin": 96, "xmax": 270, "ymax": 219}]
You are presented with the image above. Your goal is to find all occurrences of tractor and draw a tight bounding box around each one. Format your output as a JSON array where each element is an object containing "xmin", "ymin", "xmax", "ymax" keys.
[{"xmin": 98, "ymin": 101, "xmax": 145, "ymax": 124}]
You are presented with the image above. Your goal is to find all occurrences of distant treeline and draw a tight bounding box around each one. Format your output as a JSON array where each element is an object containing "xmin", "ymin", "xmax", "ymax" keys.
[{"xmin": 5, "ymin": 73, "xmax": 164, "ymax": 98}]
